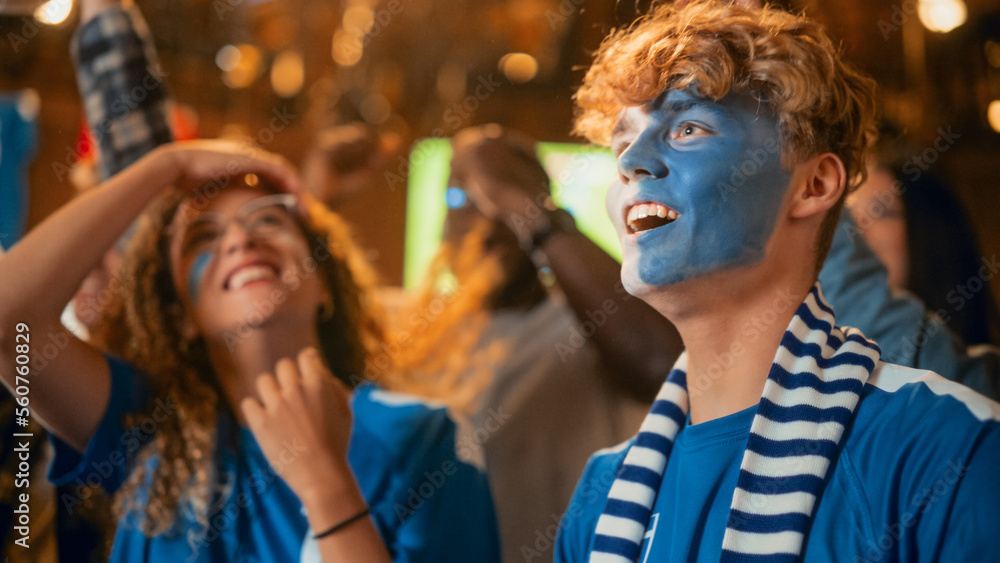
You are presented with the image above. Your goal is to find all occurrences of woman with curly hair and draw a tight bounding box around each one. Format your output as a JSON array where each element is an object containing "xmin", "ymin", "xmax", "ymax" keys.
[{"xmin": 0, "ymin": 141, "xmax": 500, "ymax": 562}]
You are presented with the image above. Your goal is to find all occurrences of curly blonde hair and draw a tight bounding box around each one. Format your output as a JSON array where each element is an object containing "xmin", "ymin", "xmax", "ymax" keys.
[
  {"xmin": 574, "ymin": 0, "xmax": 878, "ymax": 269},
  {"xmin": 386, "ymin": 219, "xmax": 508, "ymax": 418},
  {"xmin": 91, "ymin": 184, "xmax": 383, "ymax": 539}
]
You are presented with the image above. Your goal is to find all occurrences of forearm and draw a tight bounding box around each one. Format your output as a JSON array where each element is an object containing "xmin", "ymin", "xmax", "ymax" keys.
[
  {"xmin": 0, "ymin": 147, "xmax": 176, "ymax": 327},
  {"xmin": 540, "ymin": 230, "xmax": 681, "ymax": 400},
  {"xmin": 301, "ymin": 463, "xmax": 391, "ymax": 563}
]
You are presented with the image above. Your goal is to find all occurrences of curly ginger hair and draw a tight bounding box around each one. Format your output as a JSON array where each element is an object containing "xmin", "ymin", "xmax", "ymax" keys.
[{"xmin": 574, "ymin": 0, "xmax": 879, "ymax": 271}]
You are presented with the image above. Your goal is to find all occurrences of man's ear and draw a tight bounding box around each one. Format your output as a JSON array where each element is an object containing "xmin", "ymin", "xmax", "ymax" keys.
[{"xmin": 789, "ymin": 153, "xmax": 846, "ymax": 220}]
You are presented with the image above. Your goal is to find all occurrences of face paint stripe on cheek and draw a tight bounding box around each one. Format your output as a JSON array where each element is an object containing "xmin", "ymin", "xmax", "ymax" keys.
[{"xmin": 188, "ymin": 251, "xmax": 213, "ymax": 305}]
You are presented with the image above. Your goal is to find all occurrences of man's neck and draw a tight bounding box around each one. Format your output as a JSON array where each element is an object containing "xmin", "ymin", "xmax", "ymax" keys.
[
  {"xmin": 204, "ymin": 319, "xmax": 322, "ymax": 423},
  {"xmin": 651, "ymin": 270, "xmax": 815, "ymax": 425}
]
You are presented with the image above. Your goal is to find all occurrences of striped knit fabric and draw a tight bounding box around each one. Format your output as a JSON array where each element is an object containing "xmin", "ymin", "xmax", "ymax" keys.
[{"xmin": 589, "ymin": 283, "xmax": 881, "ymax": 563}]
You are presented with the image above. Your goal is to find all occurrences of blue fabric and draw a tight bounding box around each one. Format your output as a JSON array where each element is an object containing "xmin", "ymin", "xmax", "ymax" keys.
[
  {"xmin": 48, "ymin": 355, "xmax": 501, "ymax": 562},
  {"xmin": 819, "ymin": 210, "xmax": 999, "ymax": 400},
  {"xmin": 556, "ymin": 373, "xmax": 1000, "ymax": 562},
  {"xmin": 0, "ymin": 94, "xmax": 37, "ymax": 249}
]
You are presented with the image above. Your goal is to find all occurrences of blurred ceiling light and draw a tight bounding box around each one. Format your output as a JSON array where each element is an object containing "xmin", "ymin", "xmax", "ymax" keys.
[
  {"xmin": 271, "ymin": 50, "xmax": 305, "ymax": 98},
  {"xmin": 986, "ymin": 41, "xmax": 1000, "ymax": 69},
  {"xmin": 34, "ymin": 0, "xmax": 72, "ymax": 25},
  {"xmin": 499, "ymin": 53, "xmax": 538, "ymax": 84},
  {"xmin": 223, "ymin": 44, "xmax": 263, "ymax": 89},
  {"xmin": 917, "ymin": 0, "xmax": 967, "ymax": 34},
  {"xmin": 216, "ymin": 45, "xmax": 242, "ymax": 72},
  {"xmin": 332, "ymin": 30, "xmax": 363, "ymax": 67},
  {"xmin": 343, "ymin": 5, "xmax": 375, "ymax": 34},
  {"xmin": 988, "ymin": 100, "xmax": 1000, "ymax": 134},
  {"xmin": 359, "ymin": 92, "xmax": 392, "ymax": 125}
]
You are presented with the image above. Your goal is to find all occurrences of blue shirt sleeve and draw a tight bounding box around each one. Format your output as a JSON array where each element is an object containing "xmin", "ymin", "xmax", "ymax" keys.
[
  {"xmin": 350, "ymin": 386, "xmax": 501, "ymax": 563},
  {"xmin": 819, "ymin": 209, "xmax": 1000, "ymax": 399},
  {"xmin": 47, "ymin": 355, "xmax": 155, "ymax": 494},
  {"xmin": 555, "ymin": 446, "xmax": 624, "ymax": 563},
  {"xmin": 915, "ymin": 420, "xmax": 1000, "ymax": 562}
]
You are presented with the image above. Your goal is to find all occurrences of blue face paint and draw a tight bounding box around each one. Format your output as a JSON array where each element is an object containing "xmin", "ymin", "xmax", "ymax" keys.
[
  {"xmin": 610, "ymin": 89, "xmax": 791, "ymax": 290},
  {"xmin": 187, "ymin": 251, "xmax": 213, "ymax": 305}
]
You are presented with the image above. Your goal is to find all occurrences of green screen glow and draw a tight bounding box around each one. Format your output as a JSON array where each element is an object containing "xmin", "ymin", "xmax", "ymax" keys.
[{"xmin": 403, "ymin": 138, "xmax": 620, "ymax": 288}]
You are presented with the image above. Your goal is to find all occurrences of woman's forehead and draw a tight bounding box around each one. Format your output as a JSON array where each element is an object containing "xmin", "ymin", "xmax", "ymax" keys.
[{"xmin": 172, "ymin": 186, "xmax": 270, "ymax": 228}]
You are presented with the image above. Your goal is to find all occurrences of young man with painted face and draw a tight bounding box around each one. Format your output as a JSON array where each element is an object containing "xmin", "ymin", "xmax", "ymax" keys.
[{"xmin": 556, "ymin": 1, "xmax": 1000, "ymax": 562}]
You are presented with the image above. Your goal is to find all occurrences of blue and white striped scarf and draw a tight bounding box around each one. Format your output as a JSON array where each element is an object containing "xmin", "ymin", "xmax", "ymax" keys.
[{"xmin": 590, "ymin": 283, "xmax": 881, "ymax": 562}]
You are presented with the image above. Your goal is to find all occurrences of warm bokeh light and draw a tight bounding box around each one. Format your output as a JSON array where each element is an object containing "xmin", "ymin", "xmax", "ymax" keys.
[
  {"xmin": 216, "ymin": 45, "xmax": 241, "ymax": 72},
  {"xmin": 986, "ymin": 41, "xmax": 1000, "ymax": 69},
  {"xmin": 917, "ymin": 0, "xmax": 967, "ymax": 33},
  {"xmin": 343, "ymin": 4, "xmax": 375, "ymax": 34},
  {"xmin": 222, "ymin": 44, "xmax": 263, "ymax": 89},
  {"xmin": 332, "ymin": 30, "xmax": 363, "ymax": 67},
  {"xmin": 498, "ymin": 52, "xmax": 538, "ymax": 84},
  {"xmin": 270, "ymin": 50, "xmax": 305, "ymax": 98},
  {"xmin": 34, "ymin": 0, "xmax": 72, "ymax": 25},
  {"xmin": 988, "ymin": 100, "xmax": 1000, "ymax": 134}
]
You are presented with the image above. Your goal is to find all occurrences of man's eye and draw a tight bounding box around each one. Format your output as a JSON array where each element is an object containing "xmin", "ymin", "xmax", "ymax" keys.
[{"xmin": 676, "ymin": 123, "xmax": 708, "ymax": 137}]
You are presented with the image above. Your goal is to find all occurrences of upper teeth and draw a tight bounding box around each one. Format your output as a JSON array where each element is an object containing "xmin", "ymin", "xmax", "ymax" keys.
[
  {"xmin": 229, "ymin": 265, "xmax": 276, "ymax": 290},
  {"xmin": 627, "ymin": 203, "xmax": 677, "ymax": 226}
]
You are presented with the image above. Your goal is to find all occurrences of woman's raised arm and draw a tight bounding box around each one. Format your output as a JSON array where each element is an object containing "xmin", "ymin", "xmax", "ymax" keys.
[{"xmin": 0, "ymin": 141, "xmax": 300, "ymax": 450}]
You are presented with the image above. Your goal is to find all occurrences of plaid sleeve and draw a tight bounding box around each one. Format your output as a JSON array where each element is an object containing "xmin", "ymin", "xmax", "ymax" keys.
[{"xmin": 71, "ymin": 5, "xmax": 174, "ymax": 181}]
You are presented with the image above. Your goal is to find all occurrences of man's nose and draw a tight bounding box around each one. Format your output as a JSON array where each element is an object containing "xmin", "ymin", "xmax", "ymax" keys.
[{"xmin": 618, "ymin": 128, "xmax": 669, "ymax": 183}]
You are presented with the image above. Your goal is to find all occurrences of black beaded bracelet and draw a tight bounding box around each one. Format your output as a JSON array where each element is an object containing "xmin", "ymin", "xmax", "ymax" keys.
[{"xmin": 313, "ymin": 507, "xmax": 371, "ymax": 540}]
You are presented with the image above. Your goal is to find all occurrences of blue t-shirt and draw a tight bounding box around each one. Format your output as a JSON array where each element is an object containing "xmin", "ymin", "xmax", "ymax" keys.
[
  {"xmin": 556, "ymin": 363, "xmax": 1000, "ymax": 562},
  {"xmin": 48, "ymin": 355, "xmax": 501, "ymax": 562},
  {"xmin": 0, "ymin": 93, "xmax": 37, "ymax": 249}
]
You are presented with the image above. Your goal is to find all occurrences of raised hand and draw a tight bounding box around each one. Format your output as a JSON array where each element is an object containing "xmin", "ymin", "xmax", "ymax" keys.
[
  {"xmin": 240, "ymin": 347, "xmax": 354, "ymax": 500},
  {"xmin": 158, "ymin": 140, "xmax": 303, "ymax": 198},
  {"xmin": 449, "ymin": 124, "xmax": 553, "ymax": 242}
]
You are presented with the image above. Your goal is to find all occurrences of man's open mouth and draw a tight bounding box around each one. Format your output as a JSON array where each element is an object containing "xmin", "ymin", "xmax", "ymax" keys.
[{"xmin": 626, "ymin": 202, "xmax": 678, "ymax": 234}]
